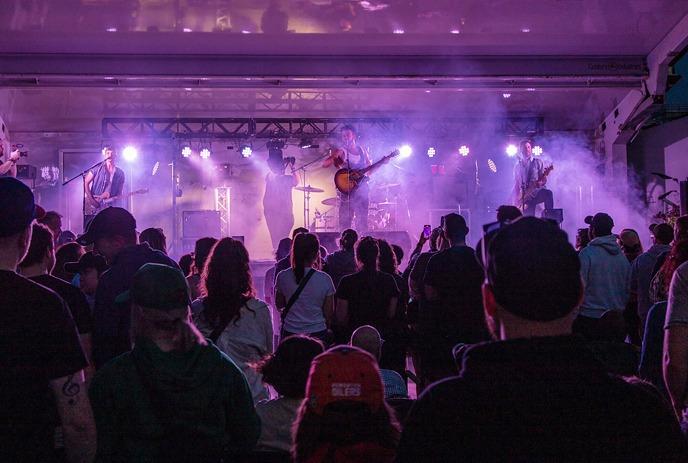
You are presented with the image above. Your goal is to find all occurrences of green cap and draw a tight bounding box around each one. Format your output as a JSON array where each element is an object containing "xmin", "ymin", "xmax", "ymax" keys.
[{"xmin": 116, "ymin": 263, "xmax": 191, "ymax": 311}]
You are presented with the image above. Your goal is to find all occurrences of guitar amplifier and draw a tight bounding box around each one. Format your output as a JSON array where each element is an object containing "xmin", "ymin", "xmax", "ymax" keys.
[
  {"xmin": 16, "ymin": 165, "xmax": 37, "ymax": 180},
  {"xmin": 182, "ymin": 210, "xmax": 221, "ymax": 239}
]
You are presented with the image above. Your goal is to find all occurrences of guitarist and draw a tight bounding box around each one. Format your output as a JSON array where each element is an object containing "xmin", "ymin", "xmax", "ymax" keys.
[
  {"xmin": 323, "ymin": 125, "xmax": 372, "ymax": 231},
  {"xmin": 84, "ymin": 146, "xmax": 125, "ymax": 229},
  {"xmin": 512, "ymin": 139, "xmax": 553, "ymax": 216}
]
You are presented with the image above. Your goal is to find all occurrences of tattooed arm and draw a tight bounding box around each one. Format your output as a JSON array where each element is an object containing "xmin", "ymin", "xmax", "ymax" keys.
[{"xmin": 50, "ymin": 370, "xmax": 96, "ymax": 463}]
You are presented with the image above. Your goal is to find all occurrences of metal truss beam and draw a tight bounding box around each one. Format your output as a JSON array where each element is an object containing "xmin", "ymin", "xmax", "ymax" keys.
[{"xmin": 102, "ymin": 116, "xmax": 544, "ymax": 140}]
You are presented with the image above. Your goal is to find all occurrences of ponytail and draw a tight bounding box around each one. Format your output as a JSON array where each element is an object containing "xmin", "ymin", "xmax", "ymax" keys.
[{"xmin": 291, "ymin": 233, "xmax": 321, "ymax": 283}]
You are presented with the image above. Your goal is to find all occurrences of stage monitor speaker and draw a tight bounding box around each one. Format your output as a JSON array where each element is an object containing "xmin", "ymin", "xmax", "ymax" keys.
[
  {"xmin": 542, "ymin": 208, "xmax": 564, "ymax": 224},
  {"xmin": 681, "ymin": 181, "xmax": 688, "ymax": 216},
  {"xmin": 182, "ymin": 210, "xmax": 221, "ymax": 239},
  {"xmin": 16, "ymin": 165, "xmax": 37, "ymax": 180}
]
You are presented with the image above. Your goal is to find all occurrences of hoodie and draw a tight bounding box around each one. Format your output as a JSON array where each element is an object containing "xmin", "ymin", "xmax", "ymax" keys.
[
  {"xmin": 89, "ymin": 338, "xmax": 259, "ymax": 462},
  {"xmin": 578, "ymin": 234, "xmax": 631, "ymax": 318}
]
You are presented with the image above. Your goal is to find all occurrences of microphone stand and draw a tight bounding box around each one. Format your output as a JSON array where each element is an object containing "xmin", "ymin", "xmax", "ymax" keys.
[
  {"xmin": 63, "ymin": 157, "xmax": 109, "ymax": 230},
  {"xmin": 292, "ymin": 151, "xmax": 332, "ymax": 230}
]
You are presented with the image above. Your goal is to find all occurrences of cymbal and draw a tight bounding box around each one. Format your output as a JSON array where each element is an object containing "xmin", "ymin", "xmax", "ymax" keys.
[
  {"xmin": 378, "ymin": 201, "xmax": 397, "ymax": 206},
  {"xmin": 295, "ymin": 185, "xmax": 324, "ymax": 193},
  {"xmin": 322, "ymin": 197, "xmax": 337, "ymax": 206}
]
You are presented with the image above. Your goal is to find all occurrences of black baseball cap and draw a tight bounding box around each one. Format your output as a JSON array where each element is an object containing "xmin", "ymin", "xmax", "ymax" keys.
[
  {"xmin": 64, "ymin": 251, "xmax": 109, "ymax": 274},
  {"xmin": 116, "ymin": 263, "xmax": 191, "ymax": 312},
  {"xmin": 77, "ymin": 207, "xmax": 136, "ymax": 245},
  {"xmin": 584, "ymin": 212, "xmax": 614, "ymax": 234},
  {"xmin": 0, "ymin": 177, "xmax": 43, "ymax": 237},
  {"xmin": 486, "ymin": 217, "xmax": 582, "ymax": 321}
]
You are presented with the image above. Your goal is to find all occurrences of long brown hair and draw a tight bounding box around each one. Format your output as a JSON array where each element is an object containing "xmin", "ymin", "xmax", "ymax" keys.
[
  {"xmin": 661, "ymin": 239, "xmax": 688, "ymax": 293},
  {"xmin": 291, "ymin": 233, "xmax": 320, "ymax": 283},
  {"xmin": 201, "ymin": 238, "xmax": 255, "ymax": 328},
  {"xmin": 292, "ymin": 400, "xmax": 400, "ymax": 462},
  {"xmin": 377, "ymin": 238, "xmax": 398, "ymax": 275},
  {"xmin": 356, "ymin": 236, "xmax": 379, "ymax": 272}
]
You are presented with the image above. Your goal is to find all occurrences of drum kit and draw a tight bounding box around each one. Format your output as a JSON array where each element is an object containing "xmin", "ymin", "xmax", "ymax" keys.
[{"xmin": 307, "ymin": 181, "xmax": 405, "ymax": 231}]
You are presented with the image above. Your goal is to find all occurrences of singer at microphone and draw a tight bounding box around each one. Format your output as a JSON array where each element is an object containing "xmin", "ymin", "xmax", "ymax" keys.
[{"xmin": 83, "ymin": 146, "xmax": 126, "ymax": 229}]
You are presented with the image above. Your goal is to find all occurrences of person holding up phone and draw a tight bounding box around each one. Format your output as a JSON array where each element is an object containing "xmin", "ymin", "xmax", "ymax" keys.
[{"xmin": 0, "ymin": 141, "xmax": 20, "ymax": 178}]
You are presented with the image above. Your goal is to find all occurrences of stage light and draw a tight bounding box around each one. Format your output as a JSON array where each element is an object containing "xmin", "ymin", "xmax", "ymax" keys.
[
  {"xmin": 521, "ymin": 27, "xmax": 531, "ymax": 33},
  {"xmin": 106, "ymin": 27, "xmax": 117, "ymax": 32},
  {"xmin": 181, "ymin": 146, "xmax": 192, "ymax": 158},
  {"xmin": 241, "ymin": 145, "xmax": 253, "ymax": 158},
  {"xmin": 506, "ymin": 144, "xmax": 518, "ymax": 157},
  {"xmin": 298, "ymin": 138, "xmax": 314, "ymax": 149},
  {"xmin": 533, "ymin": 145, "xmax": 543, "ymax": 156},
  {"xmin": 200, "ymin": 148, "xmax": 211, "ymax": 159},
  {"xmin": 502, "ymin": 93, "xmax": 511, "ymax": 99},
  {"xmin": 487, "ymin": 159, "xmax": 497, "ymax": 173},
  {"xmin": 399, "ymin": 145, "xmax": 412, "ymax": 158},
  {"xmin": 122, "ymin": 146, "xmax": 138, "ymax": 162},
  {"xmin": 459, "ymin": 145, "xmax": 470, "ymax": 157},
  {"xmin": 427, "ymin": 147, "xmax": 436, "ymax": 158},
  {"xmin": 183, "ymin": 28, "xmax": 192, "ymax": 32},
  {"xmin": 450, "ymin": 29, "xmax": 460, "ymax": 34},
  {"xmin": 393, "ymin": 29, "xmax": 405, "ymax": 34}
]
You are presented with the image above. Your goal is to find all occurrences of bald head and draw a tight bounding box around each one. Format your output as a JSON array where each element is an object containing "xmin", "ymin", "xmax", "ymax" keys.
[{"xmin": 350, "ymin": 325, "xmax": 382, "ymax": 360}]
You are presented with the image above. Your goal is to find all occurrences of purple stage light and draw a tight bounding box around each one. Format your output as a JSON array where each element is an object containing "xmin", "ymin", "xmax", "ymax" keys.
[
  {"xmin": 427, "ymin": 147, "xmax": 436, "ymax": 158},
  {"xmin": 487, "ymin": 159, "xmax": 497, "ymax": 173},
  {"xmin": 241, "ymin": 145, "xmax": 253, "ymax": 158},
  {"xmin": 122, "ymin": 146, "xmax": 138, "ymax": 162},
  {"xmin": 399, "ymin": 145, "xmax": 412, "ymax": 158},
  {"xmin": 181, "ymin": 146, "xmax": 192, "ymax": 158},
  {"xmin": 533, "ymin": 145, "xmax": 543, "ymax": 156},
  {"xmin": 506, "ymin": 144, "xmax": 518, "ymax": 157},
  {"xmin": 459, "ymin": 145, "xmax": 470, "ymax": 157},
  {"xmin": 200, "ymin": 148, "xmax": 211, "ymax": 159}
]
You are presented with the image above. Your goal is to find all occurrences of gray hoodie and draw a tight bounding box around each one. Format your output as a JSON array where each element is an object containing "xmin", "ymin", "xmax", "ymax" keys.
[{"xmin": 579, "ymin": 234, "xmax": 631, "ymax": 318}]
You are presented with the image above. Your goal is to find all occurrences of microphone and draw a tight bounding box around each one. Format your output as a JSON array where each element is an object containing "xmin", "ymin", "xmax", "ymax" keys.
[{"xmin": 658, "ymin": 190, "xmax": 676, "ymax": 200}]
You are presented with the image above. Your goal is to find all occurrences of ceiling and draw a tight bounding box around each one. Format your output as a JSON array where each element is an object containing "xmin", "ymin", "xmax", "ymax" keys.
[{"xmin": 0, "ymin": 1, "xmax": 687, "ymax": 134}]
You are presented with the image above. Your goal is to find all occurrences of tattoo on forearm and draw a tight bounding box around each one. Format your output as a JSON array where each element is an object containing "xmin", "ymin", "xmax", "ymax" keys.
[{"xmin": 62, "ymin": 375, "xmax": 80, "ymax": 405}]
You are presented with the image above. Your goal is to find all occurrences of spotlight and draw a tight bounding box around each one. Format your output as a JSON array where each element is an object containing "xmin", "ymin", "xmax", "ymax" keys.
[
  {"xmin": 298, "ymin": 138, "xmax": 315, "ymax": 149},
  {"xmin": 506, "ymin": 144, "xmax": 518, "ymax": 157},
  {"xmin": 106, "ymin": 27, "xmax": 117, "ymax": 32},
  {"xmin": 183, "ymin": 28, "xmax": 192, "ymax": 32},
  {"xmin": 450, "ymin": 29, "xmax": 460, "ymax": 34},
  {"xmin": 427, "ymin": 147, "xmax": 436, "ymax": 158},
  {"xmin": 241, "ymin": 145, "xmax": 253, "ymax": 158},
  {"xmin": 399, "ymin": 145, "xmax": 412, "ymax": 158},
  {"xmin": 199, "ymin": 148, "xmax": 211, "ymax": 160},
  {"xmin": 502, "ymin": 93, "xmax": 511, "ymax": 99},
  {"xmin": 459, "ymin": 145, "xmax": 470, "ymax": 157},
  {"xmin": 487, "ymin": 159, "xmax": 497, "ymax": 173},
  {"xmin": 122, "ymin": 146, "xmax": 138, "ymax": 162},
  {"xmin": 532, "ymin": 145, "xmax": 543, "ymax": 156},
  {"xmin": 393, "ymin": 29, "xmax": 405, "ymax": 34},
  {"xmin": 181, "ymin": 146, "xmax": 192, "ymax": 158}
]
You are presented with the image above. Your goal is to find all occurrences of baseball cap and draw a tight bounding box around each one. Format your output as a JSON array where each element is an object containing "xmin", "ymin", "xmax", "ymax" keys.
[
  {"xmin": 305, "ymin": 345, "xmax": 384, "ymax": 415},
  {"xmin": 64, "ymin": 251, "xmax": 109, "ymax": 275},
  {"xmin": 116, "ymin": 263, "xmax": 191, "ymax": 311},
  {"xmin": 584, "ymin": 212, "xmax": 614, "ymax": 233},
  {"xmin": 0, "ymin": 177, "xmax": 42, "ymax": 237},
  {"xmin": 486, "ymin": 217, "xmax": 582, "ymax": 321},
  {"xmin": 77, "ymin": 207, "xmax": 136, "ymax": 245}
]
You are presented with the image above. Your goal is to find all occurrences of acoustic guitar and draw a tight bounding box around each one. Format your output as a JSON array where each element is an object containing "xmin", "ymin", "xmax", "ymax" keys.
[{"xmin": 334, "ymin": 149, "xmax": 400, "ymax": 195}]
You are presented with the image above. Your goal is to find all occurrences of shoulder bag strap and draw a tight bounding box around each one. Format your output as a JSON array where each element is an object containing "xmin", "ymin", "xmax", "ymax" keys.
[{"xmin": 281, "ymin": 268, "xmax": 316, "ymax": 325}]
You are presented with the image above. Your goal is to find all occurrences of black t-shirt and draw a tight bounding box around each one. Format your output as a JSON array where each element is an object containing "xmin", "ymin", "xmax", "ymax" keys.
[
  {"xmin": 0, "ymin": 270, "xmax": 87, "ymax": 462},
  {"xmin": 30, "ymin": 273, "xmax": 93, "ymax": 334},
  {"xmin": 422, "ymin": 245, "xmax": 487, "ymax": 342},
  {"xmin": 336, "ymin": 269, "xmax": 399, "ymax": 334}
]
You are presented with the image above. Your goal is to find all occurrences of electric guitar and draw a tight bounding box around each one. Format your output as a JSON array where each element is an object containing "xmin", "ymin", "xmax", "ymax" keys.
[
  {"xmin": 519, "ymin": 165, "xmax": 553, "ymax": 211},
  {"xmin": 334, "ymin": 149, "xmax": 400, "ymax": 195},
  {"xmin": 84, "ymin": 188, "xmax": 149, "ymax": 215}
]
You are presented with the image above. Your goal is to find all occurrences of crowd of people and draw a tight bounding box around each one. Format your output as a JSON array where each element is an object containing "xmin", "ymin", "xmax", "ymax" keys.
[{"xmin": 3, "ymin": 173, "xmax": 688, "ymax": 462}]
